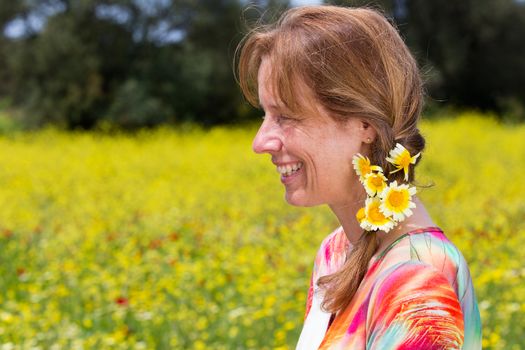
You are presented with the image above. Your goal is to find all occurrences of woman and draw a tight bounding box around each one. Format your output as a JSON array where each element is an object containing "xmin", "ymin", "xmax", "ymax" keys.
[{"xmin": 237, "ymin": 5, "xmax": 481, "ymax": 350}]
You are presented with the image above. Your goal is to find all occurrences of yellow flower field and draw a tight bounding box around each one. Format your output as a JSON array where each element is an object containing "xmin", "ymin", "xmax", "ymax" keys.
[{"xmin": 0, "ymin": 113, "xmax": 523, "ymax": 349}]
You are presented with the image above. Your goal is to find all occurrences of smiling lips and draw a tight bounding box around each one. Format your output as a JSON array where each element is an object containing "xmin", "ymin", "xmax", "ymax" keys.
[{"xmin": 276, "ymin": 162, "xmax": 304, "ymax": 177}]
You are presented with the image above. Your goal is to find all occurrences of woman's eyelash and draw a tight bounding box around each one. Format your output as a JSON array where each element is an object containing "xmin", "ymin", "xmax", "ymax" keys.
[
  {"xmin": 260, "ymin": 114, "xmax": 296, "ymax": 123},
  {"xmin": 278, "ymin": 115, "xmax": 294, "ymax": 122}
]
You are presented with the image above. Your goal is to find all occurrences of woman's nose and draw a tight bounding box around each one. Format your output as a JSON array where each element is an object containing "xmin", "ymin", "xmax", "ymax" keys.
[{"xmin": 252, "ymin": 119, "xmax": 283, "ymax": 154}]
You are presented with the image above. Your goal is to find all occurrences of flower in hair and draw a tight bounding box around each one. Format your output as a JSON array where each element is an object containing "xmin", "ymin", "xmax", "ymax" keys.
[
  {"xmin": 363, "ymin": 171, "xmax": 388, "ymax": 196},
  {"xmin": 379, "ymin": 181, "xmax": 417, "ymax": 221},
  {"xmin": 356, "ymin": 207, "xmax": 366, "ymax": 224},
  {"xmin": 360, "ymin": 197, "xmax": 396, "ymax": 232},
  {"xmin": 352, "ymin": 144, "xmax": 418, "ymax": 233},
  {"xmin": 352, "ymin": 154, "xmax": 383, "ymax": 181},
  {"xmin": 386, "ymin": 143, "xmax": 421, "ymax": 181}
]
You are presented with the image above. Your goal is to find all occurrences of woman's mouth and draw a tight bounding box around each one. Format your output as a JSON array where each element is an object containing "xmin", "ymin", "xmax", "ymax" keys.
[{"xmin": 276, "ymin": 162, "xmax": 304, "ymax": 183}]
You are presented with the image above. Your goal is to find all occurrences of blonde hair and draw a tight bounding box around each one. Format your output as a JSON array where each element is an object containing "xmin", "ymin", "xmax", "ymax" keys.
[{"xmin": 236, "ymin": 6, "xmax": 425, "ymax": 314}]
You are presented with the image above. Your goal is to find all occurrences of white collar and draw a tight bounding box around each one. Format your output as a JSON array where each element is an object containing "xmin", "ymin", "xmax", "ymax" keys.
[{"xmin": 295, "ymin": 288, "xmax": 332, "ymax": 350}]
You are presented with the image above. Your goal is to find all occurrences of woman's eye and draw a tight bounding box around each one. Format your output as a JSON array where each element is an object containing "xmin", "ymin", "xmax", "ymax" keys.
[{"xmin": 277, "ymin": 115, "xmax": 294, "ymax": 123}]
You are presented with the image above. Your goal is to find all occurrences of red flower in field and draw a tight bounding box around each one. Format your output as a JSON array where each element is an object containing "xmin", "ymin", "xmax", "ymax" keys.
[
  {"xmin": 296, "ymin": 264, "xmax": 307, "ymax": 273},
  {"xmin": 106, "ymin": 232, "xmax": 118, "ymax": 242},
  {"xmin": 148, "ymin": 238, "xmax": 163, "ymax": 249},
  {"xmin": 115, "ymin": 296, "xmax": 129, "ymax": 306},
  {"xmin": 225, "ymin": 273, "xmax": 233, "ymax": 282},
  {"xmin": 2, "ymin": 229, "xmax": 13, "ymax": 238},
  {"xmin": 169, "ymin": 231, "xmax": 180, "ymax": 241},
  {"xmin": 16, "ymin": 267, "xmax": 26, "ymax": 276}
]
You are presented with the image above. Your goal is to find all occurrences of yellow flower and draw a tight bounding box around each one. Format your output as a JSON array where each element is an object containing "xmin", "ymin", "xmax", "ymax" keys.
[
  {"xmin": 352, "ymin": 154, "xmax": 383, "ymax": 181},
  {"xmin": 363, "ymin": 172, "xmax": 387, "ymax": 196},
  {"xmin": 356, "ymin": 207, "xmax": 366, "ymax": 223},
  {"xmin": 386, "ymin": 143, "xmax": 420, "ymax": 181},
  {"xmin": 360, "ymin": 197, "xmax": 395, "ymax": 232},
  {"xmin": 379, "ymin": 181, "xmax": 417, "ymax": 221}
]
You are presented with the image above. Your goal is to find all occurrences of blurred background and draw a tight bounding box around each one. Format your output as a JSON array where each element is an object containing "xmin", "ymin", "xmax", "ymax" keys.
[
  {"xmin": 0, "ymin": 0, "xmax": 524, "ymax": 349},
  {"xmin": 1, "ymin": 0, "xmax": 525, "ymax": 129}
]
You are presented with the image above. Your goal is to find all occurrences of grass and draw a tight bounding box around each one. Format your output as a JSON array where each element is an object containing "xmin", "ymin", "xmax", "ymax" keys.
[{"xmin": 0, "ymin": 112, "xmax": 523, "ymax": 349}]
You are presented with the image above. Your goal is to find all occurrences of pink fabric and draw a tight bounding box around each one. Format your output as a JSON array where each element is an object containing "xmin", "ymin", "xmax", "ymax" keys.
[{"xmin": 299, "ymin": 227, "xmax": 482, "ymax": 350}]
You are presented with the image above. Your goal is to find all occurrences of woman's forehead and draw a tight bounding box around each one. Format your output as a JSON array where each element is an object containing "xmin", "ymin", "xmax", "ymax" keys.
[
  {"xmin": 257, "ymin": 57, "xmax": 315, "ymax": 115},
  {"xmin": 257, "ymin": 58, "xmax": 284, "ymax": 111}
]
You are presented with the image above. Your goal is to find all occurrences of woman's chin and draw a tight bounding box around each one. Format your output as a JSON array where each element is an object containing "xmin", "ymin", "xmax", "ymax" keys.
[{"xmin": 284, "ymin": 190, "xmax": 317, "ymax": 207}]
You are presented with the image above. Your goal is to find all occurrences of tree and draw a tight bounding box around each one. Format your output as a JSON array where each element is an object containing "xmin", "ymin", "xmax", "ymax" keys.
[
  {"xmin": 326, "ymin": 0, "xmax": 525, "ymax": 119},
  {"xmin": 0, "ymin": 0, "xmax": 290, "ymax": 128},
  {"xmin": 403, "ymin": 0, "xmax": 525, "ymax": 116}
]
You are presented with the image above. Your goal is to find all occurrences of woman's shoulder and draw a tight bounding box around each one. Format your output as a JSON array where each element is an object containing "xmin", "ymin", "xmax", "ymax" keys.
[
  {"xmin": 365, "ymin": 259, "xmax": 467, "ymax": 349},
  {"xmin": 368, "ymin": 236, "xmax": 481, "ymax": 349},
  {"xmin": 378, "ymin": 228, "xmax": 470, "ymax": 285},
  {"xmin": 375, "ymin": 228, "xmax": 480, "ymax": 320},
  {"xmin": 407, "ymin": 228, "xmax": 473, "ymax": 293}
]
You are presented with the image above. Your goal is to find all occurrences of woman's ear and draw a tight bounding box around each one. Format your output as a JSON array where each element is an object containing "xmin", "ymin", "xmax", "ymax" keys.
[{"xmin": 360, "ymin": 120, "xmax": 377, "ymax": 144}]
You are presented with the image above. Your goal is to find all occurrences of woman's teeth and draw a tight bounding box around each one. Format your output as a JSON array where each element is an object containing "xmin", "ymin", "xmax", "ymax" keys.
[{"xmin": 276, "ymin": 162, "xmax": 303, "ymax": 177}]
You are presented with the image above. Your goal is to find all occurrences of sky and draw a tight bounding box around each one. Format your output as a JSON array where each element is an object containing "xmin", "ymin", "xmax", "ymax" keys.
[
  {"xmin": 4, "ymin": 0, "xmax": 325, "ymax": 39},
  {"xmin": 291, "ymin": 0, "xmax": 323, "ymax": 5}
]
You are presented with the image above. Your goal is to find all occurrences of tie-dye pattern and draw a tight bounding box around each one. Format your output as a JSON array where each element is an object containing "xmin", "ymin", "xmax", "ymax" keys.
[{"xmin": 301, "ymin": 227, "xmax": 481, "ymax": 349}]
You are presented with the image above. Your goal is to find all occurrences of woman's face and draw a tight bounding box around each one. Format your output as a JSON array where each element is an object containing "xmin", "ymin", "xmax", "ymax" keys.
[{"xmin": 253, "ymin": 58, "xmax": 372, "ymax": 207}]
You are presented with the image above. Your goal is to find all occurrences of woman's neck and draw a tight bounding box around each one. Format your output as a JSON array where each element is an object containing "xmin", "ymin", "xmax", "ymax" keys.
[
  {"xmin": 330, "ymin": 195, "xmax": 436, "ymax": 252},
  {"xmin": 328, "ymin": 187, "xmax": 367, "ymax": 245}
]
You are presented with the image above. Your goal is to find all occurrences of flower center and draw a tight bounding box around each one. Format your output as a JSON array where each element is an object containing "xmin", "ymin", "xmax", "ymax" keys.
[
  {"xmin": 388, "ymin": 190, "xmax": 405, "ymax": 207},
  {"xmin": 356, "ymin": 207, "xmax": 366, "ymax": 223},
  {"xmin": 361, "ymin": 162, "xmax": 371, "ymax": 175},
  {"xmin": 371, "ymin": 176, "xmax": 383, "ymax": 188},
  {"xmin": 398, "ymin": 152, "xmax": 412, "ymax": 168},
  {"xmin": 369, "ymin": 204, "xmax": 387, "ymax": 222}
]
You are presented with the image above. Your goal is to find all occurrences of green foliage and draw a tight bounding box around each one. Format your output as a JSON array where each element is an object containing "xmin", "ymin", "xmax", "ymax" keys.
[
  {"xmin": 1, "ymin": 0, "xmax": 524, "ymax": 128},
  {"xmin": 108, "ymin": 79, "xmax": 171, "ymax": 128},
  {"xmin": 403, "ymin": 0, "xmax": 525, "ymax": 114},
  {"xmin": 15, "ymin": 13, "xmax": 106, "ymax": 127},
  {"xmin": 0, "ymin": 0, "xmax": 290, "ymax": 129},
  {"xmin": 0, "ymin": 113, "xmax": 523, "ymax": 348},
  {"xmin": 328, "ymin": 0, "xmax": 525, "ymax": 120}
]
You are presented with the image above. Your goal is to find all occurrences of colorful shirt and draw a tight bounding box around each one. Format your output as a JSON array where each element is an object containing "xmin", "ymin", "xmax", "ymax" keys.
[{"xmin": 296, "ymin": 227, "xmax": 482, "ymax": 349}]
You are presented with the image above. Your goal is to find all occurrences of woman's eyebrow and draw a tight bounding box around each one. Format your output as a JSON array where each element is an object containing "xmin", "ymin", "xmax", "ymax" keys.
[{"xmin": 260, "ymin": 101, "xmax": 283, "ymax": 112}]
